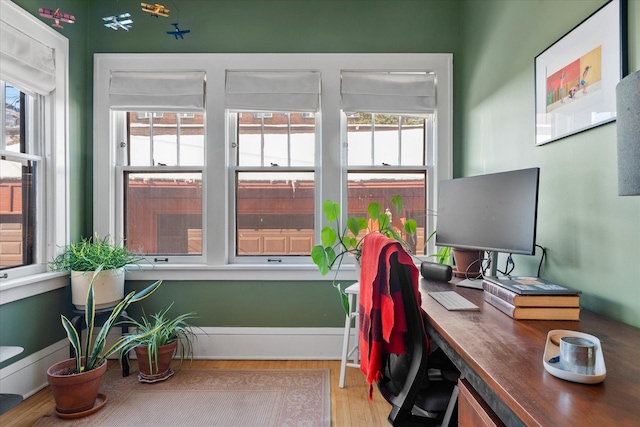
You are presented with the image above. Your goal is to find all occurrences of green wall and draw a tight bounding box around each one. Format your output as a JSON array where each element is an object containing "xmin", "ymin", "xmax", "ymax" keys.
[
  {"xmin": 125, "ymin": 281, "xmax": 346, "ymax": 328},
  {"xmin": 459, "ymin": 0, "xmax": 640, "ymax": 327}
]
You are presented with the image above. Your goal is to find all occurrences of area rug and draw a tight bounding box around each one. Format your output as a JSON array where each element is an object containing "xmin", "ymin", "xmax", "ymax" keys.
[{"xmin": 35, "ymin": 369, "xmax": 330, "ymax": 427}]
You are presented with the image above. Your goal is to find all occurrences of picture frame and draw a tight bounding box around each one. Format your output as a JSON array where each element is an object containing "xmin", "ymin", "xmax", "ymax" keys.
[{"xmin": 534, "ymin": 0, "xmax": 628, "ymax": 145}]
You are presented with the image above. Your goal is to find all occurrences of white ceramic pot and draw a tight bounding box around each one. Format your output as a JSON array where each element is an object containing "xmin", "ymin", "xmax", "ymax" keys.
[{"xmin": 71, "ymin": 268, "xmax": 125, "ymax": 309}]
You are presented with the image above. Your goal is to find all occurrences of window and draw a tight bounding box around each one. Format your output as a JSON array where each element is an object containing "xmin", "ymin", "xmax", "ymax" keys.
[
  {"xmin": 226, "ymin": 70, "xmax": 320, "ymax": 261},
  {"xmin": 93, "ymin": 54, "xmax": 451, "ymax": 279},
  {"xmin": 0, "ymin": 0, "xmax": 68, "ymax": 282},
  {"xmin": 107, "ymin": 71, "xmax": 206, "ymax": 262},
  {"xmin": 232, "ymin": 111, "xmax": 316, "ymax": 258},
  {"xmin": 0, "ymin": 83, "xmax": 38, "ymax": 270},
  {"xmin": 124, "ymin": 112, "xmax": 205, "ymax": 256},
  {"xmin": 346, "ymin": 113, "xmax": 430, "ymax": 255},
  {"xmin": 342, "ymin": 71, "xmax": 438, "ymax": 257}
]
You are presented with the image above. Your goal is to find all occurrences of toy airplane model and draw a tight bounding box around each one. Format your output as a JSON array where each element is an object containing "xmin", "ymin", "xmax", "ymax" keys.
[
  {"xmin": 103, "ymin": 13, "xmax": 133, "ymax": 31},
  {"xmin": 167, "ymin": 23, "xmax": 190, "ymax": 39},
  {"xmin": 141, "ymin": 3, "xmax": 169, "ymax": 18},
  {"xmin": 38, "ymin": 7, "xmax": 75, "ymax": 28}
]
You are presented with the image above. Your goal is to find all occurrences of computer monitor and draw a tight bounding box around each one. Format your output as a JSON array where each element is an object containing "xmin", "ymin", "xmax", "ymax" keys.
[{"xmin": 435, "ymin": 167, "xmax": 540, "ymax": 273}]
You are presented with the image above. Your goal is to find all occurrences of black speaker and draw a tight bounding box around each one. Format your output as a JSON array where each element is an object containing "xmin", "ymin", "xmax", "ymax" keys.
[
  {"xmin": 420, "ymin": 261, "xmax": 452, "ymax": 282},
  {"xmin": 616, "ymin": 69, "xmax": 640, "ymax": 196}
]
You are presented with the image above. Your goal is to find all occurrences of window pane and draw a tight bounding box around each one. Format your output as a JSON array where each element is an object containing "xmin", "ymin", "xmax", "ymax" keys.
[
  {"xmin": 4, "ymin": 85, "xmax": 22, "ymax": 153},
  {"xmin": 347, "ymin": 113, "xmax": 426, "ymax": 166},
  {"xmin": 236, "ymin": 172, "xmax": 314, "ymax": 256},
  {"xmin": 0, "ymin": 159, "xmax": 36, "ymax": 269},
  {"xmin": 128, "ymin": 112, "xmax": 204, "ymax": 167},
  {"xmin": 237, "ymin": 112, "xmax": 315, "ymax": 167},
  {"xmin": 400, "ymin": 116, "xmax": 426, "ymax": 166},
  {"xmin": 347, "ymin": 172, "xmax": 426, "ymax": 256},
  {"xmin": 125, "ymin": 172, "xmax": 202, "ymax": 255},
  {"xmin": 347, "ymin": 113, "xmax": 372, "ymax": 166},
  {"xmin": 1, "ymin": 83, "xmax": 36, "ymax": 270}
]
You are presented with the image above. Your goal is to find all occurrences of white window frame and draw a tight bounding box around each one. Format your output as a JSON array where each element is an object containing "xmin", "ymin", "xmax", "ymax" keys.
[
  {"xmin": 93, "ymin": 53, "xmax": 452, "ymax": 281},
  {"xmin": 0, "ymin": 0, "xmax": 69, "ymax": 302}
]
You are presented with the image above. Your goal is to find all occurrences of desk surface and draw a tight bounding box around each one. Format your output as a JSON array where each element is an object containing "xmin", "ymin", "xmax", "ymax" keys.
[{"xmin": 420, "ymin": 278, "xmax": 640, "ymax": 427}]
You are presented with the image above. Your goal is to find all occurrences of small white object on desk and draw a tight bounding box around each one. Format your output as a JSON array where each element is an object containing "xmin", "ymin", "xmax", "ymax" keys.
[
  {"xmin": 429, "ymin": 291, "xmax": 479, "ymax": 311},
  {"xmin": 455, "ymin": 278, "xmax": 484, "ymax": 290},
  {"xmin": 543, "ymin": 329, "xmax": 606, "ymax": 384}
]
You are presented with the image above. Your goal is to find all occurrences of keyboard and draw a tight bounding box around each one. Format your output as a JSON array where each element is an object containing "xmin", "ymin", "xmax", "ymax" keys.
[{"xmin": 429, "ymin": 291, "xmax": 479, "ymax": 311}]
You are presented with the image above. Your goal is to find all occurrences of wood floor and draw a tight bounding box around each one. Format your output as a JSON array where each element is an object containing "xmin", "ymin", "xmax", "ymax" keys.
[{"xmin": 0, "ymin": 359, "xmax": 392, "ymax": 427}]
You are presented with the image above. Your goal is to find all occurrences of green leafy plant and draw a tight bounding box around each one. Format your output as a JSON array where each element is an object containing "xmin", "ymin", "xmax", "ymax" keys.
[
  {"xmin": 49, "ymin": 234, "xmax": 144, "ymax": 272},
  {"xmin": 310, "ymin": 195, "xmax": 417, "ymax": 312},
  {"xmin": 61, "ymin": 265, "xmax": 163, "ymax": 374},
  {"xmin": 119, "ymin": 304, "xmax": 198, "ymax": 374},
  {"xmin": 424, "ymin": 229, "xmax": 452, "ymax": 265}
]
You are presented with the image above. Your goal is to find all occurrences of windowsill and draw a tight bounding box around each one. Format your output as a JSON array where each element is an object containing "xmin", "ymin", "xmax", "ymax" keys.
[{"xmin": 0, "ymin": 271, "xmax": 69, "ymax": 306}]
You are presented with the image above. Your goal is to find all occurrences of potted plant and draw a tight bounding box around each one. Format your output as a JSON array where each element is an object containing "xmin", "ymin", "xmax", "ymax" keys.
[
  {"xmin": 311, "ymin": 195, "xmax": 417, "ymax": 312},
  {"xmin": 46, "ymin": 265, "xmax": 162, "ymax": 416},
  {"xmin": 424, "ymin": 229, "xmax": 452, "ymax": 265},
  {"xmin": 120, "ymin": 304, "xmax": 198, "ymax": 383},
  {"xmin": 425, "ymin": 229, "xmax": 482, "ymax": 278},
  {"xmin": 50, "ymin": 234, "xmax": 145, "ymax": 310},
  {"xmin": 451, "ymin": 248, "xmax": 483, "ymax": 278}
]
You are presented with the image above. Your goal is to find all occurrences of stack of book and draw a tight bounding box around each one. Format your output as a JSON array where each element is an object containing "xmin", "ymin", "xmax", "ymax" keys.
[{"xmin": 482, "ymin": 276, "xmax": 581, "ymax": 321}]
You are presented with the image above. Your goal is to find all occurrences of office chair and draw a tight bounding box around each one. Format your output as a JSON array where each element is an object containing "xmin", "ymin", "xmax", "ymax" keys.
[{"xmin": 377, "ymin": 253, "xmax": 459, "ymax": 427}]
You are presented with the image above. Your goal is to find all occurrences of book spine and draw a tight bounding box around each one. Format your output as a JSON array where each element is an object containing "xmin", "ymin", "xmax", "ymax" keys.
[
  {"xmin": 482, "ymin": 280, "xmax": 517, "ymax": 305},
  {"xmin": 512, "ymin": 307, "xmax": 581, "ymax": 321},
  {"xmin": 483, "ymin": 291, "xmax": 515, "ymax": 318}
]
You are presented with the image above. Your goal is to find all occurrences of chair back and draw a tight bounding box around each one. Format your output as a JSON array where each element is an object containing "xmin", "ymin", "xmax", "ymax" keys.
[{"xmin": 378, "ymin": 252, "xmax": 430, "ymax": 424}]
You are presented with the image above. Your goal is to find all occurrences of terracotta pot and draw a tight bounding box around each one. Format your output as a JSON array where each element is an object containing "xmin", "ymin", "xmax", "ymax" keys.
[
  {"xmin": 47, "ymin": 358, "xmax": 107, "ymax": 414},
  {"xmin": 452, "ymin": 248, "xmax": 483, "ymax": 278},
  {"xmin": 135, "ymin": 341, "xmax": 178, "ymax": 382}
]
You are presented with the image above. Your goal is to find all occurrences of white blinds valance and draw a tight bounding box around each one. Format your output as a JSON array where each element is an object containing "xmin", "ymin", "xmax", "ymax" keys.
[
  {"xmin": 109, "ymin": 71, "xmax": 205, "ymax": 111},
  {"xmin": 225, "ymin": 71, "xmax": 321, "ymax": 112},
  {"xmin": 0, "ymin": 20, "xmax": 55, "ymax": 95},
  {"xmin": 341, "ymin": 71, "xmax": 436, "ymax": 114}
]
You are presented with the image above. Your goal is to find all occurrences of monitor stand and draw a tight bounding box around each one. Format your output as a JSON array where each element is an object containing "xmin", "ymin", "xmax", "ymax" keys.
[
  {"xmin": 453, "ymin": 251, "xmax": 498, "ymax": 290},
  {"xmin": 456, "ymin": 278, "xmax": 483, "ymax": 290}
]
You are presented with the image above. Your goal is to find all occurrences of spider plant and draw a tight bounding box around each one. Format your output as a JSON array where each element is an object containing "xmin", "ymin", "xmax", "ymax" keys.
[
  {"xmin": 120, "ymin": 304, "xmax": 198, "ymax": 374},
  {"xmin": 50, "ymin": 234, "xmax": 144, "ymax": 272}
]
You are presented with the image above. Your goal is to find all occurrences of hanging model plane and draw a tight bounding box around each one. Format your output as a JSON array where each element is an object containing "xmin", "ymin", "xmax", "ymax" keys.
[
  {"xmin": 167, "ymin": 23, "xmax": 190, "ymax": 39},
  {"xmin": 141, "ymin": 3, "xmax": 169, "ymax": 18},
  {"xmin": 38, "ymin": 7, "xmax": 75, "ymax": 28},
  {"xmin": 103, "ymin": 13, "xmax": 133, "ymax": 31}
]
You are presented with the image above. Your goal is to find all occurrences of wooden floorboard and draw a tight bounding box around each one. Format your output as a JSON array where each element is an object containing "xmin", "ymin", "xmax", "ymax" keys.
[{"xmin": 0, "ymin": 359, "xmax": 391, "ymax": 427}]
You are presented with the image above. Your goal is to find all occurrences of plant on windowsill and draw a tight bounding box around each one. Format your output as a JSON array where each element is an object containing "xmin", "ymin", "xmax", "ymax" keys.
[
  {"xmin": 119, "ymin": 304, "xmax": 198, "ymax": 383},
  {"xmin": 46, "ymin": 265, "xmax": 162, "ymax": 416},
  {"xmin": 310, "ymin": 195, "xmax": 417, "ymax": 313},
  {"xmin": 424, "ymin": 229, "xmax": 452, "ymax": 265},
  {"xmin": 49, "ymin": 234, "xmax": 145, "ymax": 310},
  {"xmin": 424, "ymin": 229, "xmax": 482, "ymax": 279}
]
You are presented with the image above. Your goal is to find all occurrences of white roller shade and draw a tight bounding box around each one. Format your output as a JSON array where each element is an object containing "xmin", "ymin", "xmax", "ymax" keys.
[
  {"xmin": 110, "ymin": 71, "xmax": 205, "ymax": 111},
  {"xmin": 0, "ymin": 20, "xmax": 55, "ymax": 95},
  {"xmin": 341, "ymin": 71, "xmax": 436, "ymax": 114},
  {"xmin": 225, "ymin": 71, "xmax": 321, "ymax": 112}
]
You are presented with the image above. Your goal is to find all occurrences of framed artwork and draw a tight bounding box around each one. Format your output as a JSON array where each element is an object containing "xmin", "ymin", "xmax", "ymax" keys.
[{"xmin": 534, "ymin": 0, "xmax": 628, "ymax": 145}]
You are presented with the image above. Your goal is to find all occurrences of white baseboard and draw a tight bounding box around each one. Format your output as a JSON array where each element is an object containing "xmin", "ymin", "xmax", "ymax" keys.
[
  {"xmin": 0, "ymin": 340, "xmax": 68, "ymax": 399},
  {"xmin": 186, "ymin": 327, "xmax": 348, "ymax": 360},
  {"xmin": 0, "ymin": 327, "xmax": 354, "ymax": 399}
]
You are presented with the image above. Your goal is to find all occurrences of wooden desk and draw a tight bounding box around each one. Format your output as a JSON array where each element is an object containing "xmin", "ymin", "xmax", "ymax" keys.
[{"xmin": 420, "ymin": 278, "xmax": 640, "ymax": 427}]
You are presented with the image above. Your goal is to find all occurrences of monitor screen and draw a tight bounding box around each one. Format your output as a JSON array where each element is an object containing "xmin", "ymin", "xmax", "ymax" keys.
[{"xmin": 435, "ymin": 168, "xmax": 540, "ymax": 255}]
